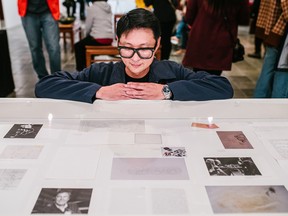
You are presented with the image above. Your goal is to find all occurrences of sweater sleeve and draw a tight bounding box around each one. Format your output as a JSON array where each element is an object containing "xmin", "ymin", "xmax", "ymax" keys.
[
  {"xmin": 35, "ymin": 70, "xmax": 101, "ymax": 103},
  {"xmin": 281, "ymin": 0, "xmax": 288, "ymax": 22},
  {"xmin": 162, "ymin": 63, "xmax": 234, "ymax": 101}
]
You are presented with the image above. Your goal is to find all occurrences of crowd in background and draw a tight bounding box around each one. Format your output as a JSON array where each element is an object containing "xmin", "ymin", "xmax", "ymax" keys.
[{"xmin": 17, "ymin": 0, "xmax": 288, "ymax": 98}]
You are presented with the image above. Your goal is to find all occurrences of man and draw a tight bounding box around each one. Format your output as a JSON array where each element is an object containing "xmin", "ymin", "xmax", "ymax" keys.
[
  {"xmin": 35, "ymin": 8, "xmax": 233, "ymax": 103},
  {"xmin": 253, "ymin": 0, "xmax": 288, "ymax": 98},
  {"xmin": 43, "ymin": 189, "xmax": 80, "ymax": 214},
  {"xmin": 144, "ymin": 0, "xmax": 178, "ymax": 60},
  {"xmin": 18, "ymin": 0, "xmax": 61, "ymax": 79}
]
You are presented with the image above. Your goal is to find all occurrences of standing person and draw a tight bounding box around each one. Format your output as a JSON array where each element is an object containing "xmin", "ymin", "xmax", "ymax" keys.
[
  {"xmin": 62, "ymin": 0, "xmax": 76, "ymax": 17},
  {"xmin": 35, "ymin": 8, "xmax": 233, "ymax": 103},
  {"xmin": 253, "ymin": 0, "xmax": 288, "ymax": 98},
  {"xmin": 135, "ymin": 0, "xmax": 152, "ymax": 9},
  {"xmin": 144, "ymin": 0, "xmax": 178, "ymax": 60},
  {"xmin": 18, "ymin": 0, "xmax": 61, "ymax": 79},
  {"xmin": 182, "ymin": 0, "xmax": 250, "ymax": 76},
  {"xmin": 74, "ymin": 0, "xmax": 114, "ymax": 71},
  {"xmin": 247, "ymin": 0, "xmax": 263, "ymax": 59},
  {"xmin": 77, "ymin": 0, "xmax": 86, "ymax": 20},
  {"xmin": 171, "ymin": 0, "xmax": 189, "ymax": 56},
  {"xmin": 63, "ymin": 0, "xmax": 85, "ymax": 19}
]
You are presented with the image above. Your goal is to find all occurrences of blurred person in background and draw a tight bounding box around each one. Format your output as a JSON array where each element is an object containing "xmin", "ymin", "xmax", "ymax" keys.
[
  {"xmin": 18, "ymin": 0, "xmax": 61, "ymax": 79},
  {"xmin": 144, "ymin": 0, "xmax": 179, "ymax": 60},
  {"xmin": 171, "ymin": 0, "xmax": 189, "ymax": 56},
  {"xmin": 74, "ymin": 0, "xmax": 114, "ymax": 71},
  {"xmin": 135, "ymin": 0, "xmax": 152, "ymax": 9},
  {"xmin": 253, "ymin": 0, "xmax": 288, "ymax": 98},
  {"xmin": 247, "ymin": 0, "xmax": 263, "ymax": 59},
  {"xmin": 63, "ymin": 0, "xmax": 86, "ymax": 20},
  {"xmin": 182, "ymin": 0, "xmax": 250, "ymax": 76}
]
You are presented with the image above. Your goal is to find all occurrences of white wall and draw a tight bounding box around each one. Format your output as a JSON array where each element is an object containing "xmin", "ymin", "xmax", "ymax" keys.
[
  {"xmin": 2, "ymin": 0, "xmax": 21, "ymax": 29},
  {"xmin": 108, "ymin": 0, "xmax": 136, "ymax": 14}
]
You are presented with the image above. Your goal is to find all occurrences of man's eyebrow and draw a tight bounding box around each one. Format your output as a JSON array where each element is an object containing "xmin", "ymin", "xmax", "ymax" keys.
[{"xmin": 119, "ymin": 42, "xmax": 151, "ymax": 47}]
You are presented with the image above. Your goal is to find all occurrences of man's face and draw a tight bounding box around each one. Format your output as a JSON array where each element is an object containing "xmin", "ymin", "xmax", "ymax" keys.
[
  {"xmin": 118, "ymin": 28, "xmax": 160, "ymax": 79},
  {"xmin": 55, "ymin": 192, "xmax": 70, "ymax": 206}
]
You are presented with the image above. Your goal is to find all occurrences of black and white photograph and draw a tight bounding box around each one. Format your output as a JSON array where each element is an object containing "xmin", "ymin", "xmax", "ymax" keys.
[
  {"xmin": 206, "ymin": 185, "xmax": 288, "ymax": 213},
  {"xmin": 161, "ymin": 147, "xmax": 186, "ymax": 157},
  {"xmin": 4, "ymin": 124, "xmax": 43, "ymax": 138},
  {"xmin": 31, "ymin": 188, "xmax": 93, "ymax": 214},
  {"xmin": 204, "ymin": 157, "xmax": 261, "ymax": 176}
]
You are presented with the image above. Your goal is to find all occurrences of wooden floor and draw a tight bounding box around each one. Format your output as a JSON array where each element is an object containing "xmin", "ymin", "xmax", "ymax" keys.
[{"xmin": 6, "ymin": 24, "xmax": 263, "ymax": 99}]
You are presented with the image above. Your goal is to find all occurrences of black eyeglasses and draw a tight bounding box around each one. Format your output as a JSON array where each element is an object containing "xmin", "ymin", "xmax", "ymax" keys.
[{"xmin": 118, "ymin": 43, "xmax": 157, "ymax": 59}]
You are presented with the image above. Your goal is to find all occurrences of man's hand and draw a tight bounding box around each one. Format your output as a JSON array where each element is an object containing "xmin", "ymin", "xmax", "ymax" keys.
[
  {"xmin": 95, "ymin": 83, "xmax": 132, "ymax": 100},
  {"xmin": 95, "ymin": 82, "xmax": 166, "ymax": 100},
  {"xmin": 124, "ymin": 82, "xmax": 165, "ymax": 100}
]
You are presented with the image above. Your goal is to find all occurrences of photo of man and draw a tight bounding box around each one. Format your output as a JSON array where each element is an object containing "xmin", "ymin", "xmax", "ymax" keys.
[{"xmin": 31, "ymin": 188, "xmax": 93, "ymax": 214}]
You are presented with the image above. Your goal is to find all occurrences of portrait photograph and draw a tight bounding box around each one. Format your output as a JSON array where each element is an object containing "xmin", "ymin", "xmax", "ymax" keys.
[{"xmin": 31, "ymin": 188, "xmax": 93, "ymax": 214}]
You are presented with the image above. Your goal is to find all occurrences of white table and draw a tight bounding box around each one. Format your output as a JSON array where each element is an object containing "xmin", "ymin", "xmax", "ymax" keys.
[{"xmin": 0, "ymin": 98, "xmax": 288, "ymax": 216}]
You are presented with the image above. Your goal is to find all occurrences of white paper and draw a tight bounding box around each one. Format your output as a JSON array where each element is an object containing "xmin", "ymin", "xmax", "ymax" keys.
[
  {"xmin": 46, "ymin": 147, "xmax": 100, "ymax": 179},
  {"xmin": 0, "ymin": 145, "xmax": 43, "ymax": 159},
  {"xmin": 0, "ymin": 169, "xmax": 27, "ymax": 190},
  {"xmin": 111, "ymin": 158, "xmax": 189, "ymax": 180}
]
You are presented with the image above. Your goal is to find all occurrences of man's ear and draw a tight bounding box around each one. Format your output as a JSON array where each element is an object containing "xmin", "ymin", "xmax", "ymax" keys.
[{"xmin": 155, "ymin": 37, "xmax": 161, "ymax": 51}]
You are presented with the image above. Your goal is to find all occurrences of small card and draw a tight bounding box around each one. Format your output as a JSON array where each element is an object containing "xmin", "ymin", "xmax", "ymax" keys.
[
  {"xmin": 217, "ymin": 131, "xmax": 253, "ymax": 149},
  {"xmin": 161, "ymin": 147, "xmax": 186, "ymax": 157},
  {"xmin": 191, "ymin": 122, "xmax": 219, "ymax": 129},
  {"xmin": 4, "ymin": 124, "xmax": 43, "ymax": 139}
]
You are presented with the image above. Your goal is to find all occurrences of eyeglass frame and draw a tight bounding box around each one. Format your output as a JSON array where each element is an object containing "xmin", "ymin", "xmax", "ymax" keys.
[{"xmin": 117, "ymin": 41, "xmax": 158, "ymax": 59}]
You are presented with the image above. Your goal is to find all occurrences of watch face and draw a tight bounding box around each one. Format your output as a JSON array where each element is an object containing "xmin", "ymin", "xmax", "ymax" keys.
[
  {"xmin": 163, "ymin": 86, "xmax": 170, "ymax": 93},
  {"xmin": 162, "ymin": 85, "xmax": 171, "ymax": 99}
]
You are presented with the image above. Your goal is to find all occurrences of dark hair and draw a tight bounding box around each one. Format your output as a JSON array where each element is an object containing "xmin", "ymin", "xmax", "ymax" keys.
[{"xmin": 116, "ymin": 8, "xmax": 161, "ymax": 41}]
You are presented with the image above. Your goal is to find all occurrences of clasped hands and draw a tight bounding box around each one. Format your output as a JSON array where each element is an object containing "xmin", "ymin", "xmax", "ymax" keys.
[{"xmin": 96, "ymin": 82, "xmax": 166, "ymax": 100}]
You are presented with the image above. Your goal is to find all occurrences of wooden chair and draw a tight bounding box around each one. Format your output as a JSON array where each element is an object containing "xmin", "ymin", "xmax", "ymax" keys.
[
  {"xmin": 85, "ymin": 45, "xmax": 121, "ymax": 66},
  {"xmin": 85, "ymin": 45, "xmax": 161, "ymax": 67},
  {"xmin": 59, "ymin": 21, "xmax": 82, "ymax": 53}
]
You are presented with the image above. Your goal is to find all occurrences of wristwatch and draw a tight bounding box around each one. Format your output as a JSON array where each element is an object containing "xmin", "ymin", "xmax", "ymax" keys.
[{"xmin": 162, "ymin": 85, "xmax": 172, "ymax": 100}]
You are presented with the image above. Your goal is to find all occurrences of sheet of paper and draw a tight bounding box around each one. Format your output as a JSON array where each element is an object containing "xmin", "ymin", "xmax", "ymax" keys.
[
  {"xmin": 0, "ymin": 145, "xmax": 43, "ymax": 159},
  {"xmin": 80, "ymin": 120, "xmax": 145, "ymax": 133},
  {"xmin": 108, "ymin": 187, "xmax": 189, "ymax": 215},
  {"xmin": 45, "ymin": 147, "xmax": 100, "ymax": 179},
  {"xmin": 0, "ymin": 169, "xmax": 26, "ymax": 190},
  {"xmin": 134, "ymin": 133, "xmax": 162, "ymax": 144},
  {"xmin": 111, "ymin": 158, "xmax": 189, "ymax": 180}
]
